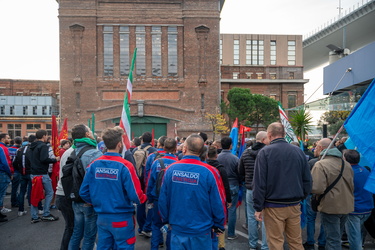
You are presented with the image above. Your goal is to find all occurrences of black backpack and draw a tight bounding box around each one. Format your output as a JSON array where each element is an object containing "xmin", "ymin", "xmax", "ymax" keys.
[
  {"xmin": 61, "ymin": 146, "xmax": 95, "ymax": 202},
  {"xmin": 155, "ymin": 158, "xmax": 166, "ymax": 197}
]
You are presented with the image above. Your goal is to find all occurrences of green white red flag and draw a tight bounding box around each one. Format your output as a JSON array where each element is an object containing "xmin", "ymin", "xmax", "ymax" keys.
[
  {"xmin": 119, "ymin": 48, "xmax": 137, "ymax": 155},
  {"xmin": 278, "ymin": 102, "xmax": 298, "ymax": 143}
]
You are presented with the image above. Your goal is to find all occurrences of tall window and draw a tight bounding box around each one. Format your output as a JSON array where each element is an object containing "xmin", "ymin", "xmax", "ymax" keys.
[
  {"xmin": 152, "ymin": 26, "xmax": 162, "ymax": 76},
  {"xmin": 246, "ymin": 40, "xmax": 264, "ymax": 65},
  {"xmin": 32, "ymin": 106, "xmax": 37, "ymax": 115},
  {"xmin": 233, "ymin": 72, "xmax": 239, "ymax": 79},
  {"xmin": 9, "ymin": 106, "xmax": 14, "ymax": 115},
  {"xmin": 136, "ymin": 26, "xmax": 146, "ymax": 76},
  {"xmin": 46, "ymin": 124, "xmax": 52, "ymax": 136},
  {"xmin": 220, "ymin": 39, "xmax": 223, "ymax": 64},
  {"xmin": 0, "ymin": 106, "xmax": 4, "ymax": 115},
  {"xmin": 8, "ymin": 124, "xmax": 21, "ymax": 138},
  {"xmin": 103, "ymin": 26, "xmax": 114, "ymax": 76},
  {"xmin": 233, "ymin": 40, "xmax": 239, "ymax": 65},
  {"xmin": 288, "ymin": 41, "xmax": 296, "ymax": 66},
  {"xmin": 120, "ymin": 26, "xmax": 130, "ymax": 76},
  {"xmin": 288, "ymin": 93, "xmax": 297, "ymax": 108},
  {"xmin": 270, "ymin": 40, "xmax": 276, "ymax": 65},
  {"xmin": 168, "ymin": 27, "xmax": 178, "ymax": 76},
  {"xmin": 23, "ymin": 106, "xmax": 28, "ymax": 115}
]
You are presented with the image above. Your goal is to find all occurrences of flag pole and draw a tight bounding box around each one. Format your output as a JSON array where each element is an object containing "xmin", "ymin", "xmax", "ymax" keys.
[{"xmin": 320, "ymin": 124, "xmax": 344, "ymax": 160}]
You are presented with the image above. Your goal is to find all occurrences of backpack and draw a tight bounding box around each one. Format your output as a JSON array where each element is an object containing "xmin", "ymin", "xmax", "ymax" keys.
[
  {"xmin": 13, "ymin": 145, "xmax": 31, "ymax": 175},
  {"xmin": 61, "ymin": 146, "xmax": 95, "ymax": 202},
  {"xmin": 133, "ymin": 145, "xmax": 151, "ymax": 178},
  {"xmin": 155, "ymin": 158, "xmax": 166, "ymax": 197}
]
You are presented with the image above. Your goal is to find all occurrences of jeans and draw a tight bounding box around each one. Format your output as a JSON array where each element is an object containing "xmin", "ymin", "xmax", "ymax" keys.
[
  {"xmin": 136, "ymin": 202, "xmax": 153, "ymax": 233},
  {"xmin": 30, "ymin": 174, "xmax": 54, "ymax": 219},
  {"xmin": 246, "ymin": 189, "xmax": 268, "ymax": 249},
  {"xmin": 11, "ymin": 171, "xmax": 21, "ymax": 206},
  {"xmin": 305, "ymin": 194, "xmax": 326, "ymax": 246},
  {"xmin": 345, "ymin": 213, "xmax": 371, "ymax": 250},
  {"xmin": 321, "ymin": 213, "xmax": 348, "ymax": 250},
  {"xmin": 227, "ymin": 184, "xmax": 239, "ymax": 237},
  {"xmin": 0, "ymin": 172, "xmax": 11, "ymax": 208},
  {"xmin": 56, "ymin": 195, "xmax": 75, "ymax": 250},
  {"xmin": 68, "ymin": 202, "xmax": 98, "ymax": 250},
  {"xmin": 18, "ymin": 174, "xmax": 32, "ymax": 211}
]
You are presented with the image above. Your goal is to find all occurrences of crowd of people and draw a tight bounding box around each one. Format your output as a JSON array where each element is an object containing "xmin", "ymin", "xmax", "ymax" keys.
[{"xmin": 0, "ymin": 122, "xmax": 374, "ymax": 250}]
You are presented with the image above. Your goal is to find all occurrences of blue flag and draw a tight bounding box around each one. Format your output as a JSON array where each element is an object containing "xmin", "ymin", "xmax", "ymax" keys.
[
  {"xmin": 229, "ymin": 118, "xmax": 238, "ymax": 155},
  {"xmin": 344, "ymin": 78, "xmax": 375, "ymax": 193}
]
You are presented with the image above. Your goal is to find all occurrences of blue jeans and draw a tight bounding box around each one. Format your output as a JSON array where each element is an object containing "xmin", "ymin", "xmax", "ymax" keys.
[
  {"xmin": 11, "ymin": 171, "xmax": 21, "ymax": 206},
  {"xmin": 18, "ymin": 174, "xmax": 31, "ymax": 211},
  {"xmin": 321, "ymin": 213, "xmax": 348, "ymax": 250},
  {"xmin": 305, "ymin": 194, "xmax": 326, "ymax": 246},
  {"xmin": 30, "ymin": 174, "xmax": 53, "ymax": 219},
  {"xmin": 345, "ymin": 213, "xmax": 371, "ymax": 250},
  {"xmin": 68, "ymin": 202, "xmax": 98, "ymax": 250},
  {"xmin": 97, "ymin": 213, "xmax": 135, "ymax": 250},
  {"xmin": 227, "ymin": 184, "xmax": 239, "ymax": 237},
  {"xmin": 0, "ymin": 172, "xmax": 11, "ymax": 208},
  {"xmin": 246, "ymin": 189, "xmax": 268, "ymax": 249}
]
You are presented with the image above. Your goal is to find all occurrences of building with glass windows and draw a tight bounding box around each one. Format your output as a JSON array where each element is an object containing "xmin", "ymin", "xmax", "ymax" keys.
[
  {"xmin": 220, "ymin": 34, "xmax": 308, "ymax": 113},
  {"xmin": 0, "ymin": 79, "xmax": 59, "ymax": 137},
  {"xmin": 58, "ymin": 0, "xmax": 224, "ymax": 138}
]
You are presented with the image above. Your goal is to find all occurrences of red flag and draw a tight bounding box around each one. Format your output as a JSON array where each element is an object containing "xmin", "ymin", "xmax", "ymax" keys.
[
  {"xmin": 151, "ymin": 129, "xmax": 155, "ymax": 147},
  {"xmin": 52, "ymin": 115, "xmax": 60, "ymax": 157},
  {"xmin": 59, "ymin": 118, "xmax": 68, "ymax": 141}
]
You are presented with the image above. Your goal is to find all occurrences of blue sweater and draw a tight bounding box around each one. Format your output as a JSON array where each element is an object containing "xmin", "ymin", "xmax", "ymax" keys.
[
  {"xmin": 351, "ymin": 164, "xmax": 374, "ymax": 214},
  {"xmin": 158, "ymin": 155, "xmax": 226, "ymax": 236},
  {"xmin": 80, "ymin": 152, "xmax": 147, "ymax": 215}
]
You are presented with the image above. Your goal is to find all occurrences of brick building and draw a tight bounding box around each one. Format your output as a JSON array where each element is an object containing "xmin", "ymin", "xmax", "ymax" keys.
[
  {"xmin": 0, "ymin": 79, "xmax": 59, "ymax": 137},
  {"xmin": 220, "ymin": 34, "xmax": 308, "ymax": 113},
  {"xmin": 58, "ymin": 0, "xmax": 224, "ymax": 138}
]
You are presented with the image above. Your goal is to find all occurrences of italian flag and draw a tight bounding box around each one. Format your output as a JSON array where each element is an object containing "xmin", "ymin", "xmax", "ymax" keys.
[
  {"xmin": 120, "ymin": 48, "xmax": 137, "ymax": 155},
  {"xmin": 278, "ymin": 102, "xmax": 298, "ymax": 143}
]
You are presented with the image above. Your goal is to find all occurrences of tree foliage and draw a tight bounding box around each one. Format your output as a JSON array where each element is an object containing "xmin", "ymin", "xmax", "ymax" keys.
[
  {"xmin": 222, "ymin": 88, "xmax": 279, "ymax": 132},
  {"xmin": 205, "ymin": 113, "xmax": 229, "ymax": 140},
  {"xmin": 318, "ymin": 111, "xmax": 350, "ymax": 135},
  {"xmin": 225, "ymin": 88, "xmax": 254, "ymax": 123},
  {"xmin": 290, "ymin": 108, "xmax": 313, "ymax": 141},
  {"xmin": 248, "ymin": 94, "xmax": 279, "ymax": 133}
]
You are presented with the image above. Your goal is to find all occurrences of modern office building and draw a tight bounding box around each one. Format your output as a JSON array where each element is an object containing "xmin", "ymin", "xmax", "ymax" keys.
[{"xmin": 220, "ymin": 34, "xmax": 308, "ymax": 112}]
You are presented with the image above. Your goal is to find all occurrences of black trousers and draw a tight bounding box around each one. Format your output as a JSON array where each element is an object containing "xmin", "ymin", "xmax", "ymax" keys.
[{"xmin": 56, "ymin": 194, "xmax": 74, "ymax": 250}]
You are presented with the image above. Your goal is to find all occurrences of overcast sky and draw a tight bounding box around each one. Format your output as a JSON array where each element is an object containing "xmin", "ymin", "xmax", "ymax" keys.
[{"xmin": 0, "ymin": 0, "xmax": 364, "ymax": 104}]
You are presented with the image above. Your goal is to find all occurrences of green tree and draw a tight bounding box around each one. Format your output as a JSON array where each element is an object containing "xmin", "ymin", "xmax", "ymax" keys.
[
  {"xmin": 318, "ymin": 111, "xmax": 350, "ymax": 135},
  {"xmin": 224, "ymin": 88, "xmax": 254, "ymax": 123},
  {"xmin": 290, "ymin": 108, "xmax": 313, "ymax": 141},
  {"xmin": 248, "ymin": 94, "xmax": 279, "ymax": 133}
]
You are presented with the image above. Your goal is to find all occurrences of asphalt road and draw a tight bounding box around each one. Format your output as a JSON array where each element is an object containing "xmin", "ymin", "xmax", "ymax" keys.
[{"xmin": 1, "ymin": 186, "xmax": 375, "ymax": 250}]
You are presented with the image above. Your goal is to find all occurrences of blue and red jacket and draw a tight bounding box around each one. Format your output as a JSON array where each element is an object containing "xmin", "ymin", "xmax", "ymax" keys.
[
  {"xmin": 0, "ymin": 142, "xmax": 13, "ymax": 176},
  {"xmin": 80, "ymin": 152, "xmax": 147, "ymax": 215},
  {"xmin": 147, "ymin": 153, "xmax": 178, "ymax": 203},
  {"xmin": 158, "ymin": 155, "xmax": 226, "ymax": 236},
  {"xmin": 145, "ymin": 149, "xmax": 166, "ymax": 182}
]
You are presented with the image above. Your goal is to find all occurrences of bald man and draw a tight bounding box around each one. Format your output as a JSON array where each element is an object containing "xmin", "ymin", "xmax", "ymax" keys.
[
  {"xmin": 158, "ymin": 134, "xmax": 226, "ymax": 249},
  {"xmin": 238, "ymin": 131, "xmax": 268, "ymax": 250},
  {"xmin": 253, "ymin": 122, "xmax": 312, "ymax": 250}
]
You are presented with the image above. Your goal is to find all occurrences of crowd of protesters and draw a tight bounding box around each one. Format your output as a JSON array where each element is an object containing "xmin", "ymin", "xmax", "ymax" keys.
[{"xmin": 0, "ymin": 123, "xmax": 374, "ymax": 250}]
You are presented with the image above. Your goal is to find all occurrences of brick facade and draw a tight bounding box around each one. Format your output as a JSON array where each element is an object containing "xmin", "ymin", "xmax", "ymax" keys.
[{"xmin": 58, "ymin": 0, "xmax": 223, "ymax": 138}]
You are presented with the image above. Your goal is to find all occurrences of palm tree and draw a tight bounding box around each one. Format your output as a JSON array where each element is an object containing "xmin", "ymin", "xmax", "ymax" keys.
[{"xmin": 290, "ymin": 108, "xmax": 313, "ymax": 141}]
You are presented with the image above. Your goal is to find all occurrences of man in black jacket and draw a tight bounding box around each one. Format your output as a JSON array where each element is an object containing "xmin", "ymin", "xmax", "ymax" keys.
[
  {"xmin": 238, "ymin": 131, "xmax": 268, "ymax": 250},
  {"xmin": 253, "ymin": 122, "xmax": 312, "ymax": 250},
  {"xmin": 29, "ymin": 130, "xmax": 60, "ymax": 223}
]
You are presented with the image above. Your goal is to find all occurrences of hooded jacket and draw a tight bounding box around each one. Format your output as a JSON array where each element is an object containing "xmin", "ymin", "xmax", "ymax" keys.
[
  {"xmin": 206, "ymin": 159, "xmax": 232, "ymax": 204},
  {"xmin": 238, "ymin": 142, "xmax": 266, "ymax": 190},
  {"xmin": 29, "ymin": 140, "xmax": 57, "ymax": 175},
  {"xmin": 311, "ymin": 147, "xmax": 354, "ymax": 214}
]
